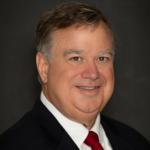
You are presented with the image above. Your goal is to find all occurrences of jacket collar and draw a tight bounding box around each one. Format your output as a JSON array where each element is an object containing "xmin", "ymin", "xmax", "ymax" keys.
[{"xmin": 32, "ymin": 97, "xmax": 79, "ymax": 150}]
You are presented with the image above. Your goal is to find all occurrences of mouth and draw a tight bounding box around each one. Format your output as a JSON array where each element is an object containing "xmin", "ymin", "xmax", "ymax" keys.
[
  {"xmin": 77, "ymin": 86, "xmax": 99, "ymax": 90},
  {"xmin": 76, "ymin": 86, "xmax": 100, "ymax": 93}
]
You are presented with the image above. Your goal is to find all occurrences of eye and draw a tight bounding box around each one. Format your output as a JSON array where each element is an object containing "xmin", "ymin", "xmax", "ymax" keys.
[
  {"xmin": 98, "ymin": 57, "xmax": 108, "ymax": 61},
  {"xmin": 71, "ymin": 57, "xmax": 81, "ymax": 61}
]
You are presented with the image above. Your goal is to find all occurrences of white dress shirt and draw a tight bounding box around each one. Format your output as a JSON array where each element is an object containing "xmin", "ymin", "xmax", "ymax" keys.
[{"xmin": 41, "ymin": 91, "xmax": 113, "ymax": 150}]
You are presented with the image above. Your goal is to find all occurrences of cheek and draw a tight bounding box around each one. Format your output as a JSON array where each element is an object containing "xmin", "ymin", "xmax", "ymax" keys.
[
  {"xmin": 103, "ymin": 67, "xmax": 114, "ymax": 93},
  {"xmin": 109, "ymin": 67, "xmax": 114, "ymax": 84},
  {"xmin": 58, "ymin": 66, "xmax": 84, "ymax": 83},
  {"xmin": 106, "ymin": 67, "xmax": 114, "ymax": 82},
  {"xmin": 101, "ymin": 64, "xmax": 114, "ymax": 81},
  {"xmin": 48, "ymin": 63, "xmax": 83, "ymax": 90}
]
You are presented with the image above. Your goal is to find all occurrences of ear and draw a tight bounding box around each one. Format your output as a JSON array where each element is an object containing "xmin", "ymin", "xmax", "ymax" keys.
[{"xmin": 36, "ymin": 52, "xmax": 49, "ymax": 84}]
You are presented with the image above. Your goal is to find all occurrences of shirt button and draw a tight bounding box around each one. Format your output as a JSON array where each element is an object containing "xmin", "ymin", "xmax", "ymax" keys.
[{"xmin": 101, "ymin": 142, "xmax": 104, "ymax": 147}]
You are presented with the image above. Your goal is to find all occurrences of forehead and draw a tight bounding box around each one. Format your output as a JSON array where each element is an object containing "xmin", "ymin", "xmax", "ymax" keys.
[{"xmin": 52, "ymin": 22, "xmax": 113, "ymax": 55}]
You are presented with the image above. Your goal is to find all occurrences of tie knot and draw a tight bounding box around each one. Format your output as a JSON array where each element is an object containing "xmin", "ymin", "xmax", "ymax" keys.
[
  {"xmin": 84, "ymin": 131, "xmax": 99, "ymax": 146},
  {"xmin": 84, "ymin": 131, "xmax": 104, "ymax": 150}
]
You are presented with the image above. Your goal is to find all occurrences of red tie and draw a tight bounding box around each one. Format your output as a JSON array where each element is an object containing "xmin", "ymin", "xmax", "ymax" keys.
[{"xmin": 84, "ymin": 131, "xmax": 104, "ymax": 150}]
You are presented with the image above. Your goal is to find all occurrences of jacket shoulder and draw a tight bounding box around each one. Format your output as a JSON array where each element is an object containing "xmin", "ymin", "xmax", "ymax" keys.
[
  {"xmin": 101, "ymin": 115, "xmax": 150, "ymax": 148},
  {"xmin": 0, "ymin": 112, "xmax": 55, "ymax": 150}
]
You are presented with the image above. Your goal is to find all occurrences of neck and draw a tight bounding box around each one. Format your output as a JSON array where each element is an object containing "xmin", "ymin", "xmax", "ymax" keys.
[{"xmin": 83, "ymin": 118, "xmax": 96, "ymax": 130}]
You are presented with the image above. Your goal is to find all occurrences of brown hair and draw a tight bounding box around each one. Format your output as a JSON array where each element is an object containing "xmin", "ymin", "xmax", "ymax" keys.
[{"xmin": 36, "ymin": 2, "xmax": 116, "ymax": 62}]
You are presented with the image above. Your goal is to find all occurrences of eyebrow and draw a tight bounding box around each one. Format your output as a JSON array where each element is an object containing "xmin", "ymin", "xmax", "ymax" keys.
[
  {"xmin": 63, "ymin": 49, "xmax": 114, "ymax": 57},
  {"xmin": 63, "ymin": 49, "xmax": 83, "ymax": 57},
  {"xmin": 99, "ymin": 50, "xmax": 114, "ymax": 56}
]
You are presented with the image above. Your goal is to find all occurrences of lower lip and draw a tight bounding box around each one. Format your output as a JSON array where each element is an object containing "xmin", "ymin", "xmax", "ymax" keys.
[{"xmin": 76, "ymin": 86, "xmax": 100, "ymax": 94}]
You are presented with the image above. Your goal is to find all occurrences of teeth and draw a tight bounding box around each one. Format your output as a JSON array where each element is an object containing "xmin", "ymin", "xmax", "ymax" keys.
[{"xmin": 78, "ymin": 86, "xmax": 97, "ymax": 90}]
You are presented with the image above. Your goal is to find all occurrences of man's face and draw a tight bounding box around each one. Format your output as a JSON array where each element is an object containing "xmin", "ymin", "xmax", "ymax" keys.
[{"xmin": 43, "ymin": 22, "xmax": 114, "ymax": 126}]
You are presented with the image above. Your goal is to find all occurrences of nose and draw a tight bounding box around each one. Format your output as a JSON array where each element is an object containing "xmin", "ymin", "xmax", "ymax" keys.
[{"xmin": 81, "ymin": 60, "xmax": 100, "ymax": 80}]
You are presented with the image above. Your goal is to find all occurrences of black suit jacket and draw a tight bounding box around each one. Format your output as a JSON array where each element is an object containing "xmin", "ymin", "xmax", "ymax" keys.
[{"xmin": 0, "ymin": 97, "xmax": 150, "ymax": 150}]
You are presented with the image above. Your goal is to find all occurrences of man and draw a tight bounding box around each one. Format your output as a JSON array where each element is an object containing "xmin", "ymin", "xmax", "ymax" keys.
[{"xmin": 0, "ymin": 2, "xmax": 150, "ymax": 150}]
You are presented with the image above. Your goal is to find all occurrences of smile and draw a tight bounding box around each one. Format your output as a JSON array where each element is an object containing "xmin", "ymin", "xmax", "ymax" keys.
[{"xmin": 76, "ymin": 86, "xmax": 100, "ymax": 90}]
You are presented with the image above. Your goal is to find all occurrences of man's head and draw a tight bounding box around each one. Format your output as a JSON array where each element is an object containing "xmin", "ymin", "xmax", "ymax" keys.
[
  {"xmin": 36, "ymin": 2, "xmax": 115, "ymax": 129},
  {"xmin": 36, "ymin": 2, "xmax": 115, "ymax": 63}
]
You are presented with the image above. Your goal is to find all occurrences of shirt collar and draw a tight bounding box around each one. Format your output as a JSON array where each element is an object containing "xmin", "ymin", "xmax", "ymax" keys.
[{"xmin": 40, "ymin": 91, "xmax": 102, "ymax": 149}]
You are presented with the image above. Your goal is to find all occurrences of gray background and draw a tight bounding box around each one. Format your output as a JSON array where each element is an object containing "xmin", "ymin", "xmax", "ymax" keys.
[{"xmin": 0, "ymin": 0, "xmax": 150, "ymax": 142}]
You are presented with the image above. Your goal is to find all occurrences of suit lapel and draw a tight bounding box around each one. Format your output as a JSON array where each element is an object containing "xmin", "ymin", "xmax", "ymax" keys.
[
  {"xmin": 57, "ymin": 132, "xmax": 79, "ymax": 150},
  {"xmin": 101, "ymin": 116, "xmax": 133, "ymax": 150},
  {"xmin": 32, "ymin": 97, "xmax": 79, "ymax": 150}
]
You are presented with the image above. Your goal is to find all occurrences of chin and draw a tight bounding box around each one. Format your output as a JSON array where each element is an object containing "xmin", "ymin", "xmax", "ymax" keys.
[{"xmin": 76, "ymin": 102, "xmax": 102, "ymax": 114}]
